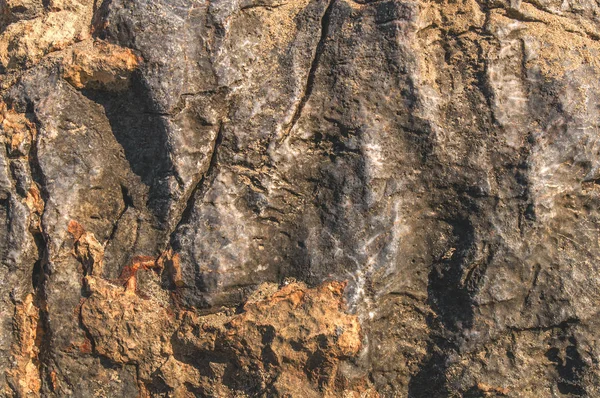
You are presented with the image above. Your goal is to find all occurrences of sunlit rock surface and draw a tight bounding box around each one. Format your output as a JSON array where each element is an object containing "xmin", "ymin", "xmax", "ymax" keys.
[{"xmin": 2, "ymin": 0, "xmax": 600, "ymax": 396}]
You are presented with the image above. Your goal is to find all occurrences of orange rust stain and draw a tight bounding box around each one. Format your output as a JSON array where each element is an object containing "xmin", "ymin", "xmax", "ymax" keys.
[
  {"xmin": 49, "ymin": 370, "xmax": 58, "ymax": 392},
  {"xmin": 131, "ymin": 255, "xmax": 158, "ymax": 270},
  {"xmin": 266, "ymin": 284, "xmax": 306, "ymax": 309},
  {"xmin": 67, "ymin": 220, "xmax": 85, "ymax": 241},
  {"xmin": 79, "ymin": 338, "xmax": 92, "ymax": 354},
  {"xmin": 119, "ymin": 255, "xmax": 162, "ymax": 293}
]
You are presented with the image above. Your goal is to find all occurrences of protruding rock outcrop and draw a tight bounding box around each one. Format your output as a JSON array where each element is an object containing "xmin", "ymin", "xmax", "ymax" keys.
[{"xmin": 81, "ymin": 276, "xmax": 371, "ymax": 397}]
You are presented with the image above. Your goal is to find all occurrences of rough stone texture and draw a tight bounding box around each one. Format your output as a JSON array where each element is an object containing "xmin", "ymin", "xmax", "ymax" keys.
[
  {"xmin": 80, "ymin": 277, "xmax": 368, "ymax": 397},
  {"xmin": 1, "ymin": 0, "xmax": 600, "ymax": 396}
]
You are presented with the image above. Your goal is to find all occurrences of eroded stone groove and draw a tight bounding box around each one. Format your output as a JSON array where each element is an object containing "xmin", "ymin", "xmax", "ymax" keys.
[{"xmin": 282, "ymin": 0, "xmax": 336, "ymax": 143}]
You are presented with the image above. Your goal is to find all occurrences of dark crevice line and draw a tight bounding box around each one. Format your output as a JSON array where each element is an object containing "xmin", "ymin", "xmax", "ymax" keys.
[
  {"xmin": 519, "ymin": 38, "xmax": 529, "ymax": 89},
  {"xmin": 507, "ymin": 318, "xmax": 579, "ymax": 333},
  {"xmin": 350, "ymin": 0, "xmax": 385, "ymax": 4},
  {"xmin": 504, "ymin": 7, "xmax": 547, "ymax": 23},
  {"xmin": 104, "ymin": 184, "xmax": 133, "ymax": 249},
  {"xmin": 172, "ymin": 168, "xmax": 186, "ymax": 189},
  {"xmin": 169, "ymin": 121, "xmax": 224, "ymax": 240},
  {"xmin": 523, "ymin": 263, "xmax": 541, "ymax": 306},
  {"xmin": 27, "ymin": 109, "xmax": 53, "ymax": 394},
  {"xmin": 240, "ymin": 3, "xmax": 284, "ymax": 11},
  {"xmin": 384, "ymin": 290, "xmax": 428, "ymax": 303},
  {"xmin": 279, "ymin": 0, "xmax": 336, "ymax": 144},
  {"xmin": 473, "ymin": 40, "xmax": 499, "ymax": 126},
  {"xmin": 31, "ymin": 231, "xmax": 50, "ymax": 394}
]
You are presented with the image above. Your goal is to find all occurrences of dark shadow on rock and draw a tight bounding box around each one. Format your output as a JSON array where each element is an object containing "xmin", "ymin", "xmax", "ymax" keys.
[
  {"xmin": 82, "ymin": 72, "xmax": 173, "ymax": 225},
  {"xmin": 428, "ymin": 216, "xmax": 477, "ymax": 332},
  {"xmin": 407, "ymin": 210, "xmax": 479, "ymax": 397},
  {"xmin": 546, "ymin": 336, "xmax": 587, "ymax": 396},
  {"xmin": 407, "ymin": 346, "xmax": 450, "ymax": 398}
]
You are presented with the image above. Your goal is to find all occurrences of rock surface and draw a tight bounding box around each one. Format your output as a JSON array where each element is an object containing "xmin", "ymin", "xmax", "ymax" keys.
[{"xmin": 1, "ymin": 0, "xmax": 600, "ymax": 396}]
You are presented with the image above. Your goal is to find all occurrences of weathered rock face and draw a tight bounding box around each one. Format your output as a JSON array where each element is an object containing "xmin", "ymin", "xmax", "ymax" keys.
[
  {"xmin": 80, "ymin": 278, "xmax": 368, "ymax": 397},
  {"xmin": 1, "ymin": 0, "xmax": 600, "ymax": 396}
]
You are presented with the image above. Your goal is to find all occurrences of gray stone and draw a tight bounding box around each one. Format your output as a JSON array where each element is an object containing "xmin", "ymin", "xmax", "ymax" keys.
[{"xmin": 2, "ymin": 0, "xmax": 600, "ymax": 396}]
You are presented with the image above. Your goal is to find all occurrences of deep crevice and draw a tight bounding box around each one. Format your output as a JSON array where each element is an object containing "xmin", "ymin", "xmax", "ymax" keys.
[
  {"xmin": 104, "ymin": 184, "xmax": 134, "ymax": 249},
  {"xmin": 26, "ymin": 106, "xmax": 53, "ymax": 394},
  {"xmin": 280, "ymin": 0, "xmax": 336, "ymax": 143},
  {"xmin": 240, "ymin": 3, "xmax": 284, "ymax": 11},
  {"xmin": 170, "ymin": 121, "xmax": 224, "ymax": 242}
]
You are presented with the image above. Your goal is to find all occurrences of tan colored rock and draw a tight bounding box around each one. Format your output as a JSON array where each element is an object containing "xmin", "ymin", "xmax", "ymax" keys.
[
  {"xmin": 487, "ymin": 6, "xmax": 600, "ymax": 80},
  {"xmin": 62, "ymin": 40, "xmax": 142, "ymax": 91},
  {"xmin": 68, "ymin": 220, "xmax": 104, "ymax": 276},
  {"xmin": 0, "ymin": 5, "xmax": 93, "ymax": 70},
  {"xmin": 24, "ymin": 185, "xmax": 44, "ymax": 217},
  {"xmin": 80, "ymin": 275, "xmax": 371, "ymax": 396},
  {"xmin": 80, "ymin": 276, "xmax": 176, "ymax": 380},
  {"xmin": 174, "ymin": 280, "xmax": 367, "ymax": 396},
  {"xmin": 5, "ymin": 294, "xmax": 41, "ymax": 398},
  {"xmin": 0, "ymin": 102, "xmax": 35, "ymax": 157}
]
